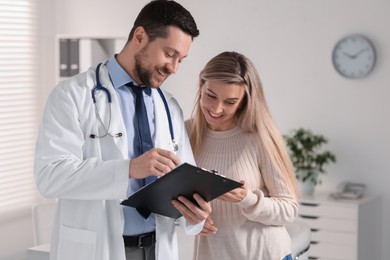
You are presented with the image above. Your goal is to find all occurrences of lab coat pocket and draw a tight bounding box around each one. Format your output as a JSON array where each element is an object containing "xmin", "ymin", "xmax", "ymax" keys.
[{"xmin": 57, "ymin": 225, "xmax": 97, "ymax": 260}]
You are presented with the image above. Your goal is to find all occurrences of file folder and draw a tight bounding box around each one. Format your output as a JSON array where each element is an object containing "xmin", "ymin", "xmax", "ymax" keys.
[
  {"xmin": 59, "ymin": 39, "xmax": 79, "ymax": 77},
  {"xmin": 68, "ymin": 39, "xmax": 80, "ymax": 76},
  {"xmin": 59, "ymin": 39, "xmax": 69, "ymax": 77},
  {"xmin": 121, "ymin": 163, "xmax": 242, "ymax": 219}
]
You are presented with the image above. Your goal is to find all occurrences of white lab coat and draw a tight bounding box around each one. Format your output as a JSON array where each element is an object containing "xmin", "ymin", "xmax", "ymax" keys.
[{"xmin": 34, "ymin": 62, "xmax": 202, "ymax": 260}]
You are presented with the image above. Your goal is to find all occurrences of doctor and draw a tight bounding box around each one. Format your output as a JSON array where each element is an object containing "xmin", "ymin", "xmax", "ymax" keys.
[{"xmin": 34, "ymin": 1, "xmax": 212, "ymax": 260}]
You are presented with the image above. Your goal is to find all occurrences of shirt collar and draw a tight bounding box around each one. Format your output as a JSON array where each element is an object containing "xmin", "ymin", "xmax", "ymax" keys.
[{"xmin": 106, "ymin": 55, "xmax": 136, "ymax": 89}]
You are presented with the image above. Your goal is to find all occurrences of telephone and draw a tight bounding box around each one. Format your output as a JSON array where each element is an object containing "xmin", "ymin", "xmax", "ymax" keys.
[{"xmin": 330, "ymin": 181, "xmax": 366, "ymax": 199}]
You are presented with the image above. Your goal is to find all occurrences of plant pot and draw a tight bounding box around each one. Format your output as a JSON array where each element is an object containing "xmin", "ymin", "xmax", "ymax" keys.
[
  {"xmin": 298, "ymin": 180, "xmax": 316, "ymax": 196},
  {"xmin": 296, "ymin": 169, "xmax": 319, "ymax": 196}
]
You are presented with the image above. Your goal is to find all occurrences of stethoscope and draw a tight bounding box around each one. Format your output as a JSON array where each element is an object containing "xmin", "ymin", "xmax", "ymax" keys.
[{"xmin": 90, "ymin": 63, "xmax": 178, "ymax": 152}]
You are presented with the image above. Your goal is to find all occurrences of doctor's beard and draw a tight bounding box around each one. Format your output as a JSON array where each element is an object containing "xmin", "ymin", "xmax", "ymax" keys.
[{"xmin": 134, "ymin": 50, "xmax": 170, "ymax": 88}]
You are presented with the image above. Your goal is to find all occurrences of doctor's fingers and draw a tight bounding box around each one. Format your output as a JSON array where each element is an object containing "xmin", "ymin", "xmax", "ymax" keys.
[
  {"xmin": 128, "ymin": 151, "xmax": 170, "ymax": 179},
  {"xmin": 154, "ymin": 148, "xmax": 180, "ymax": 165},
  {"xmin": 152, "ymin": 160, "xmax": 175, "ymax": 176},
  {"xmin": 152, "ymin": 149, "xmax": 181, "ymax": 172},
  {"xmin": 171, "ymin": 199, "xmax": 201, "ymax": 225},
  {"xmin": 192, "ymin": 193, "xmax": 212, "ymax": 216},
  {"xmin": 133, "ymin": 148, "xmax": 178, "ymax": 175},
  {"xmin": 174, "ymin": 194, "xmax": 211, "ymax": 225}
]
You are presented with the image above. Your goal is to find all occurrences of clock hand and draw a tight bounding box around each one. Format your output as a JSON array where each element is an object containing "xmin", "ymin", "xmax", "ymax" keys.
[
  {"xmin": 351, "ymin": 47, "xmax": 368, "ymax": 58},
  {"xmin": 342, "ymin": 51, "xmax": 354, "ymax": 59}
]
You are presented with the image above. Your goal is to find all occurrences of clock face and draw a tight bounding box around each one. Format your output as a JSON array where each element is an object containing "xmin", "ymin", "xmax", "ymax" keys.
[{"xmin": 332, "ymin": 35, "xmax": 376, "ymax": 79}]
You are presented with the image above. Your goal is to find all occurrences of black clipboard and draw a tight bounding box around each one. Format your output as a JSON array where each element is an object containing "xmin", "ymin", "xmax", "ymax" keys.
[{"xmin": 121, "ymin": 163, "xmax": 242, "ymax": 219}]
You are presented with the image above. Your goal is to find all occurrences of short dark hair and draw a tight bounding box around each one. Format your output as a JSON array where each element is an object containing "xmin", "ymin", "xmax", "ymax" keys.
[{"xmin": 128, "ymin": 0, "xmax": 199, "ymax": 42}]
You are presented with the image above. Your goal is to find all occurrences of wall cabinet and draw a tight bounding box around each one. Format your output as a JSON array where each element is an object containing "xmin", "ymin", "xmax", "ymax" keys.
[
  {"xmin": 56, "ymin": 35, "xmax": 126, "ymax": 82},
  {"xmin": 298, "ymin": 192, "xmax": 381, "ymax": 260}
]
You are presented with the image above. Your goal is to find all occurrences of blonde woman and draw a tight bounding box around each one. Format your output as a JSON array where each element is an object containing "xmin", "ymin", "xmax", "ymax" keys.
[{"xmin": 186, "ymin": 51, "xmax": 299, "ymax": 260}]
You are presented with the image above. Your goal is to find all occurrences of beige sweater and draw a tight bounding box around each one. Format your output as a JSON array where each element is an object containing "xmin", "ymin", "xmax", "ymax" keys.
[{"xmin": 189, "ymin": 126, "xmax": 298, "ymax": 260}]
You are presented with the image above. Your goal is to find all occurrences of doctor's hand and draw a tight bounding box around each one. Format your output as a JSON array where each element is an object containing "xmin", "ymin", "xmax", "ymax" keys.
[
  {"xmin": 172, "ymin": 193, "xmax": 212, "ymax": 226},
  {"xmin": 129, "ymin": 148, "xmax": 180, "ymax": 179},
  {"xmin": 218, "ymin": 180, "xmax": 247, "ymax": 203}
]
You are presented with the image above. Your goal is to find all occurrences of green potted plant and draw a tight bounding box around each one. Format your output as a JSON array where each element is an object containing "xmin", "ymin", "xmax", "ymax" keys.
[{"xmin": 283, "ymin": 128, "xmax": 336, "ymax": 195}]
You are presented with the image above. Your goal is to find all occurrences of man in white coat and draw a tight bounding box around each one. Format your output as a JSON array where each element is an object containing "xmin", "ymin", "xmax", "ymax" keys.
[{"xmin": 34, "ymin": 1, "xmax": 214, "ymax": 260}]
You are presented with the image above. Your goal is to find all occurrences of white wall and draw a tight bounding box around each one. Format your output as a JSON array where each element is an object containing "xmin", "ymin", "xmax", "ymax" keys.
[
  {"xmin": 2, "ymin": 0, "xmax": 389, "ymax": 259},
  {"xmin": 0, "ymin": 211, "xmax": 34, "ymax": 260}
]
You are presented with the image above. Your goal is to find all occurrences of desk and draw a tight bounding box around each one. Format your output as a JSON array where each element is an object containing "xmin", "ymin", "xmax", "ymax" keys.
[{"xmin": 27, "ymin": 243, "xmax": 50, "ymax": 260}]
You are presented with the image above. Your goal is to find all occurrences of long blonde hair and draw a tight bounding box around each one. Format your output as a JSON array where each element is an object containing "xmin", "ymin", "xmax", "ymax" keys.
[{"xmin": 189, "ymin": 51, "xmax": 299, "ymax": 198}]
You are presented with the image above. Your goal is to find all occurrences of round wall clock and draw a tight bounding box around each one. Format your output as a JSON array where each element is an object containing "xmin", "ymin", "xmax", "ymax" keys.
[{"xmin": 332, "ymin": 34, "xmax": 376, "ymax": 79}]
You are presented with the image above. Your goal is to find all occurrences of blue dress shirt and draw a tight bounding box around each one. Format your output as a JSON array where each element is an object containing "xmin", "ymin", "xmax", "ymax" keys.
[{"xmin": 106, "ymin": 56, "xmax": 156, "ymax": 235}]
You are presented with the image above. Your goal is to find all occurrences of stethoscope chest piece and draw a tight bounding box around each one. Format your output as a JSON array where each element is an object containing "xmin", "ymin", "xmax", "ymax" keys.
[{"xmin": 172, "ymin": 140, "xmax": 178, "ymax": 152}]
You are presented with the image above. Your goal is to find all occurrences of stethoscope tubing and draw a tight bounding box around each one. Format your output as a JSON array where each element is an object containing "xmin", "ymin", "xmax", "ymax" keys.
[
  {"xmin": 156, "ymin": 88, "xmax": 177, "ymax": 151},
  {"xmin": 91, "ymin": 63, "xmax": 177, "ymax": 151}
]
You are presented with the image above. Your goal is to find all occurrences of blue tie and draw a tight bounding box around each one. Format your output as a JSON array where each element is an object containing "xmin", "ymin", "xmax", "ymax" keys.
[
  {"xmin": 128, "ymin": 82, "xmax": 155, "ymax": 218},
  {"xmin": 128, "ymin": 82, "xmax": 153, "ymax": 155}
]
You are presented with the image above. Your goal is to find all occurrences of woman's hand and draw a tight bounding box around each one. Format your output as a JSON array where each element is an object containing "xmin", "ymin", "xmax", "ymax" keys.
[
  {"xmin": 199, "ymin": 216, "xmax": 217, "ymax": 236},
  {"xmin": 218, "ymin": 180, "xmax": 247, "ymax": 203}
]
